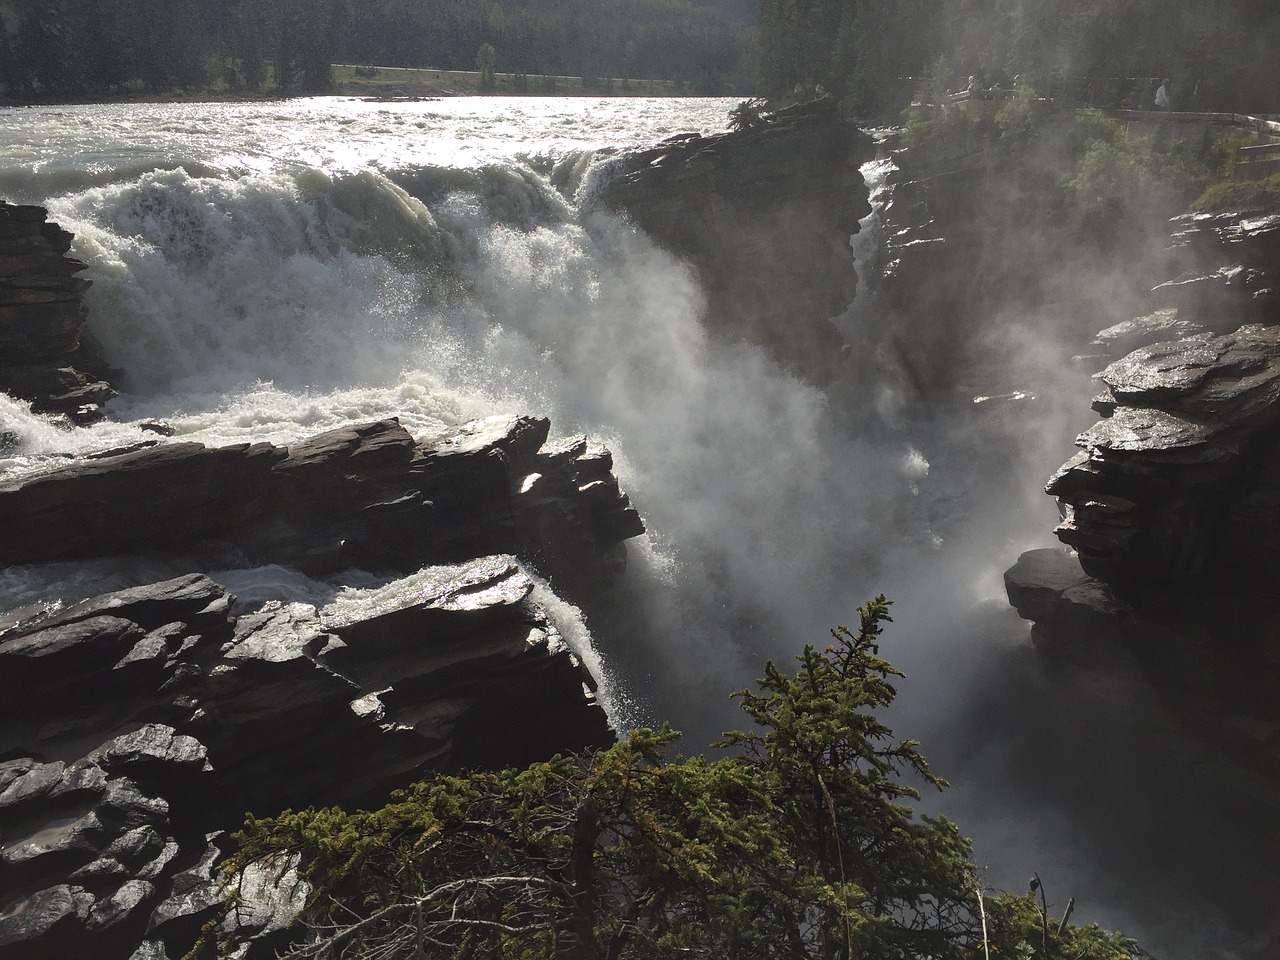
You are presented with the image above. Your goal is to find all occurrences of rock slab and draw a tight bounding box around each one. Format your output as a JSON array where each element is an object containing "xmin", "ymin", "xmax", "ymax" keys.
[
  {"xmin": 0, "ymin": 561, "xmax": 613, "ymax": 959},
  {"xmin": 0, "ymin": 201, "xmax": 116, "ymax": 423},
  {"xmin": 593, "ymin": 98, "xmax": 874, "ymax": 381},
  {"xmin": 0, "ymin": 415, "xmax": 645, "ymax": 588}
]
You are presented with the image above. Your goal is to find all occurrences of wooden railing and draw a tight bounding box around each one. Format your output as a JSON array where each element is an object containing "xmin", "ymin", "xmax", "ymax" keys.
[
  {"xmin": 1112, "ymin": 109, "xmax": 1280, "ymax": 139},
  {"xmin": 1234, "ymin": 141, "xmax": 1280, "ymax": 180}
]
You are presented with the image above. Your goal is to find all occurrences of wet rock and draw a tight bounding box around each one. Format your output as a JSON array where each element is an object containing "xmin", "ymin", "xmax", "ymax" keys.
[
  {"xmin": 0, "ymin": 416, "xmax": 644, "ymax": 587},
  {"xmin": 0, "ymin": 726, "xmax": 211, "ymax": 960},
  {"xmin": 0, "ymin": 884, "xmax": 96, "ymax": 959},
  {"xmin": 1090, "ymin": 308, "xmax": 1208, "ymax": 359},
  {"xmin": 1164, "ymin": 209, "xmax": 1280, "ymax": 323},
  {"xmin": 0, "ymin": 576, "xmax": 233, "ymax": 758},
  {"xmin": 1003, "ymin": 548, "xmax": 1131, "ymax": 653},
  {"xmin": 1047, "ymin": 324, "xmax": 1280, "ymax": 584},
  {"xmin": 0, "ymin": 552, "xmax": 615, "ymax": 958},
  {"xmin": 593, "ymin": 98, "xmax": 874, "ymax": 381},
  {"xmin": 0, "ymin": 202, "xmax": 116, "ymax": 423},
  {"xmin": 320, "ymin": 556, "xmax": 613, "ymax": 786},
  {"xmin": 1007, "ymin": 201, "xmax": 1280, "ymax": 818},
  {"xmin": 144, "ymin": 836, "xmax": 229, "ymax": 953}
]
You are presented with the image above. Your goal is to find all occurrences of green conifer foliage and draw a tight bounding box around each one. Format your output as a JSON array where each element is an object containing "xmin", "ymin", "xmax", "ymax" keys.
[{"xmin": 228, "ymin": 597, "xmax": 1139, "ymax": 960}]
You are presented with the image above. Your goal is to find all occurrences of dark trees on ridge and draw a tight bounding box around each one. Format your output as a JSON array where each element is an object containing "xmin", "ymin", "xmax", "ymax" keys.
[
  {"xmin": 0, "ymin": 0, "xmax": 753, "ymax": 101},
  {"xmin": 753, "ymin": 0, "xmax": 1280, "ymax": 118}
]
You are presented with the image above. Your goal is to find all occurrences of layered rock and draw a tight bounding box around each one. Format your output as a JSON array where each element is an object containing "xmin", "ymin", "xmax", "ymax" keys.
[
  {"xmin": 1005, "ymin": 203, "xmax": 1280, "ymax": 800},
  {"xmin": 0, "ymin": 725, "xmax": 219, "ymax": 960},
  {"xmin": 0, "ymin": 561, "xmax": 613, "ymax": 958},
  {"xmin": 1160, "ymin": 210, "xmax": 1280, "ymax": 325},
  {"xmin": 591, "ymin": 98, "xmax": 874, "ymax": 381},
  {"xmin": 0, "ymin": 415, "xmax": 644, "ymax": 588},
  {"xmin": 0, "ymin": 201, "xmax": 116, "ymax": 423},
  {"xmin": 0, "ymin": 403, "xmax": 645, "ymax": 957},
  {"xmin": 1048, "ymin": 324, "xmax": 1280, "ymax": 584},
  {"xmin": 1005, "ymin": 547, "xmax": 1280, "ymax": 779}
]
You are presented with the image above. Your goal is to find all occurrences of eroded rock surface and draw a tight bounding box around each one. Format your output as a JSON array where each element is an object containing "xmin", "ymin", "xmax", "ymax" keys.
[
  {"xmin": 0, "ymin": 415, "xmax": 644, "ymax": 587},
  {"xmin": 592, "ymin": 98, "xmax": 874, "ymax": 381},
  {"xmin": 0, "ymin": 398, "xmax": 645, "ymax": 958},
  {"xmin": 0, "ymin": 560, "xmax": 612, "ymax": 959},
  {"xmin": 1048, "ymin": 324, "xmax": 1280, "ymax": 584},
  {"xmin": 0, "ymin": 201, "xmax": 116, "ymax": 423},
  {"xmin": 1006, "ymin": 202, "xmax": 1280, "ymax": 822}
]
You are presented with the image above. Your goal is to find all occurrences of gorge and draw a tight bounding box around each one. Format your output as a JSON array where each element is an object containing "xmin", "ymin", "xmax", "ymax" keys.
[{"xmin": 1, "ymin": 95, "xmax": 1278, "ymax": 959}]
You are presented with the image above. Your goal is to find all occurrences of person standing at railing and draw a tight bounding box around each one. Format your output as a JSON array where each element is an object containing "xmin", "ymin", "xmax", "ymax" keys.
[{"xmin": 1155, "ymin": 78, "xmax": 1172, "ymax": 109}]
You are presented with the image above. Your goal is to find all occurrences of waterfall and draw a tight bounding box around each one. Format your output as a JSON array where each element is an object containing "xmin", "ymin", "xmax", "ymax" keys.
[{"xmin": 0, "ymin": 99, "xmax": 1268, "ymax": 959}]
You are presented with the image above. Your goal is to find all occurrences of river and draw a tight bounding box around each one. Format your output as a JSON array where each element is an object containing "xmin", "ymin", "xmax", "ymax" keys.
[{"xmin": 0, "ymin": 96, "xmax": 1268, "ymax": 959}]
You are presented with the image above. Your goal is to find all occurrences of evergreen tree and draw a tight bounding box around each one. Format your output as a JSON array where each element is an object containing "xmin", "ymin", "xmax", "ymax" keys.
[{"xmin": 228, "ymin": 598, "xmax": 1138, "ymax": 960}]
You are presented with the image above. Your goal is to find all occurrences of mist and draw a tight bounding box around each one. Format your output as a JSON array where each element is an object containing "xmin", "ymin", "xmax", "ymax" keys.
[{"xmin": 0, "ymin": 100, "xmax": 1272, "ymax": 960}]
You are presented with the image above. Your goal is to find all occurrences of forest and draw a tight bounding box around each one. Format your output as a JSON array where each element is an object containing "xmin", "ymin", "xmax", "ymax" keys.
[
  {"xmin": 2, "ymin": 0, "xmax": 1278, "ymax": 113},
  {"xmin": 0, "ymin": 0, "xmax": 753, "ymax": 99},
  {"xmin": 755, "ymin": 0, "xmax": 1280, "ymax": 116}
]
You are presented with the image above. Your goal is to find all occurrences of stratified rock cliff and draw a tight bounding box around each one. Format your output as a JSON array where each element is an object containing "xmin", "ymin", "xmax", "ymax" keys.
[
  {"xmin": 1005, "ymin": 205, "xmax": 1280, "ymax": 783},
  {"xmin": 0, "ymin": 562, "xmax": 612, "ymax": 960},
  {"xmin": 0, "ymin": 199, "xmax": 651, "ymax": 957},
  {"xmin": 0, "ymin": 409, "xmax": 644, "ymax": 959},
  {"xmin": 592, "ymin": 98, "xmax": 875, "ymax": 381},
  {"xmin": 0, "ymin": 201, "xmax": 116, "ymax": 423},
  {"xmin": 0, "ymin": 415, "xmax": 643, "ymax": 588},
  {"xmin": 1038, "ymin": 210, "xmax": 1280, "ymax": 585}
]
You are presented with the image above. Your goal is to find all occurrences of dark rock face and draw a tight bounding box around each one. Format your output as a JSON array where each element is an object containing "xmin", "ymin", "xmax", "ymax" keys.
[
  {"xmin": 1006, "ymin": 547, "xmax": 1280, "ymax": 779},
  {"xmin": 0, "ymin": 562, "xmax": 612, "ymax": 958},
  {"xmin": 0, "ymin": 201, "xmax": 116, "ymax": 423},
  {"xmin": 0, "ymin": 402, "xmax": 644, "ymax": 958},
  {"xmin": 592, "ymin": 98, "xmax": 875, "ymax": 381},
  {"xmin": 1048, "ymin": 325, "xmax": 1280, "ymax": 584},
  {"xmin": 0, "ymin": 725, "xmax": 214, "ymax": 960},
  {"xmin": 1006, "ymin": 203, "xmax": 1280, "ymax": 803},
  {"xmin": 1162, "ymin": 211, "xmax": 1280, "ymax": 325},
  {"xmin": 0, "ymin": 415, "xmax": 644, "ymax": 587}
]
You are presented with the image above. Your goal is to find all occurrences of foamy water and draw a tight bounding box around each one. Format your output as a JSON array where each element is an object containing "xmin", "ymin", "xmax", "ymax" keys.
[{"xmin": 0, "ymin": 97, "xmax": 1269, "ymax": 959}]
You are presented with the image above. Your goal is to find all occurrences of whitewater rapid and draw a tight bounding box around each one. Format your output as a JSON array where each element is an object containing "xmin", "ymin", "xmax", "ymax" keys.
[{"xmin": 0, "ymin": 96, "xmax": 1268, "ymax": 959}]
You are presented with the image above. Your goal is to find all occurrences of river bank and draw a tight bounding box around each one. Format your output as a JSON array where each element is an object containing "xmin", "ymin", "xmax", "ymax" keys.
[{"xmin": 0, "ymin": 64, "xmax": 696, "ymax": 108}]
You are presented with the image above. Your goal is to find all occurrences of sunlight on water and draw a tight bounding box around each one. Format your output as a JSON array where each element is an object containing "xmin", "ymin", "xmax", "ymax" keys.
[
  {"xmin": 0, "ymin": 98, "xmax": 1264, "ymax": 958},
  {"xmin": 0, "ymin": 97, "xmax": 738, "ymax": 200}
]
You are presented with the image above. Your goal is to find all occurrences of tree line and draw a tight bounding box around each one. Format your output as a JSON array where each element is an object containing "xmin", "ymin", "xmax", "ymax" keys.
[
  {"xmin": 4, "ymin": 0, "xmax": 1276, "ymax": 116},
  {"xmin": 755, "ymin": 0, "xmax": 1280, "ymax": 118},
  {"xmin": 0, "ymin": 0, "xmax": 753, "ymax": 100}
]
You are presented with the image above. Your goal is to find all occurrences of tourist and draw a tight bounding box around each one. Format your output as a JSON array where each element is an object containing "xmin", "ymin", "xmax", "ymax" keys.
[{"xmin": 1155, "ymin": 78, "xmax": 1171, "ymax": 109}]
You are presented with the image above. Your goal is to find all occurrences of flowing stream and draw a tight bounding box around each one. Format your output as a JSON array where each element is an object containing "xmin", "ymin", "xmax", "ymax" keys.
[{"xmin": 0, "ymin": 96, "xmax": 1270, "ymax": 959}]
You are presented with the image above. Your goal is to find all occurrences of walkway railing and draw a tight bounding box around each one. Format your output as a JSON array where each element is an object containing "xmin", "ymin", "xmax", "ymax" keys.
[
  {"xmin": 1112, "ymin": 109, "xmax": 1280, "ymax": 139},
  {"xmin": 1234, "ymin": 141, "xmax": 1280, "ymax": 180}
]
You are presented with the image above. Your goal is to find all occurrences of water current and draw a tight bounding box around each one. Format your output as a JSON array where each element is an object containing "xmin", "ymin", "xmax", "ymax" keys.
[{"xmin": 0, "ymin": 96, "xmax": 1270, "ymax": 959}]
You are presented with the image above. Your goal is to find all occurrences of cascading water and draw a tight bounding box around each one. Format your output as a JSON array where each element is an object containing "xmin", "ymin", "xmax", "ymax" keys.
[{"xmin": 0, "ymin": 97, "xmax": 1269, "ymax": 959}]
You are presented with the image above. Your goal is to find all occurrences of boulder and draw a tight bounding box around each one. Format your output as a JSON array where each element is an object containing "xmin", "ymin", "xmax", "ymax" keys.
[
  {"xmin": 0, "ymin": 555, "xmax": 614, "ymax": 958},
  {"xmin": 0, "ymin": 415, "xmax": 644, "ymax": 586},
  {"xmin": 0, "ymin": 201, "xmax": 116, "ymax": 423},
  {"xmin": 592, "ymin": 98, "xmax": 874, "ymax": 381}
]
